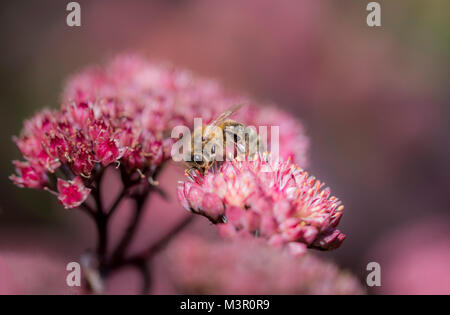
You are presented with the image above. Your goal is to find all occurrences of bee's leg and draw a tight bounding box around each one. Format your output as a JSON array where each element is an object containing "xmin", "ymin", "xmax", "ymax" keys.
[
  {"xmin": 185, "ymin": 167, "xmax": 196, "ymax": 180},
  {"xmin": 223, "ymin": 120, "xmax": 247, "ymax": 157}
]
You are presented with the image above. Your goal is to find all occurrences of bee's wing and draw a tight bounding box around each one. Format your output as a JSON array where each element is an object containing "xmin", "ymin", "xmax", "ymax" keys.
[{"xmin": 203, "ymin": 103, "xmax": 245, "ymax": 139}]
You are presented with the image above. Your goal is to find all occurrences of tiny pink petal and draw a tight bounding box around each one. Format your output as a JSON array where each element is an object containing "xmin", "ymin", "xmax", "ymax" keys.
[{"xmin": 56, "ymin": 177, "xmax": 91, "ymax": 209}]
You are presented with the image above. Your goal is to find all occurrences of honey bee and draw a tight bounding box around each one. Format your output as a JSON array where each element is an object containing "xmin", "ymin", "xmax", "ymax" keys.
[{"xmin": 186, "ymin": 103, "xmax": 261, "ymax": 176}]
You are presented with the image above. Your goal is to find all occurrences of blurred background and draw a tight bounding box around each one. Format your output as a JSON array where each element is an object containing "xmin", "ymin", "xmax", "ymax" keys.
[{"xmin": 0, "ymin": 0, "xmax": 449, "ymax": 294}]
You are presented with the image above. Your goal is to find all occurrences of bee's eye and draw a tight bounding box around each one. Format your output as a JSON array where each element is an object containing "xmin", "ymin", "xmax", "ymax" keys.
[{"xmin": 194, "ymin": 154, "xmax": 202, "ymax": 162}]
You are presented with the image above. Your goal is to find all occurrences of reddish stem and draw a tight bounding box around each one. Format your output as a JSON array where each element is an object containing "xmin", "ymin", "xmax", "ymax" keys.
[{"xmin": 77, "ymin": 165, "xmax": 192, "ymax": 294}]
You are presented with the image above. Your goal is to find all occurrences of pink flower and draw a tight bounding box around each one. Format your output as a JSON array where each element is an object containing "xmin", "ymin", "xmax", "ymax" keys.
[
  {"xmin": 11, "ymin": 54, "xmax": 310, "ymax": 214},
  {"xmin": 166, "ymin": 236, "xmax": 363, "ymax": 295},
  {"xmin": 178, "ymin": 155, "xmax": 345, "ymax": 253},
  {"xmin": 9, "ymin": 161, "xmax": 48, "ymax": 189},
  {"xmin": 87, "ymin": 119, "xmax": 111, "ymax": 142},
  {"xmin": 57, "ymin": 177, "xmax": 91, "ymax": 209},
  {"xmin": 67, "ymin": 101, "xmax": 94, "ymax": 127},
  {"xmin": 46, "ymin": 132, "xmax": 70, "ymax": 163},
  {"xmin": 13, "ymin": 110, "xmax": 61, "ymax": 172},
  {"xmin": 70, "ymin": 148, "xmax": 95, "ymax": 177},
  {"xmin": 62, "ymin": 67, "xmax": 111, "ymax": 103},
  {"xmin": 93, "ymin": 139, "xmax": 123, "ymax": 166},
  {"xmin": 62, "ymin": 54, "xmax": 310, "ymax": 165}
]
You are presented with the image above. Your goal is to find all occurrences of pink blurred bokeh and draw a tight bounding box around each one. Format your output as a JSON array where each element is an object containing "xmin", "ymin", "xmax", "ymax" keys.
[{"xmin": 369, "ymin": 217, "xmax": 450, "ymax": 295}]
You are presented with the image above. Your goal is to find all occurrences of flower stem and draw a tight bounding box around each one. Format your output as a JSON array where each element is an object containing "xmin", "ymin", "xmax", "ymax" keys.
[
  {"xmin": 77, "ymin": 165, "xmax": 192, "ymax": 294},
  {"xmin": 91, "ymin": 170, "xmax": 108, "ymax": 268},
  {"xmin": 121, "ymin": 214, "xmax": 195, "ymax": 266},
  {"xmin": 110, "ymin": 188, "xmax": 149, "ymax": 264},
  {"xmin": 106, "ymin": 187, "xmax": 127, "ymax": 219}
]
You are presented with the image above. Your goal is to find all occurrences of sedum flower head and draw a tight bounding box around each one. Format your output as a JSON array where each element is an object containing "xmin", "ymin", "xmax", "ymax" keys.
[
  {"xmin": 10, "ymin": 98, "xmax": 169, "ymax": 205},
  {"xmin": 11, "ymin": 54, "xmax": 309, "ymax": 210},
  {"xmin": 166, "ymin": 236, "xmax": 363, "ymax": 295},
  {"xmin": 178, "ymin": 155, "xmax": 345, "ymax": 254}
]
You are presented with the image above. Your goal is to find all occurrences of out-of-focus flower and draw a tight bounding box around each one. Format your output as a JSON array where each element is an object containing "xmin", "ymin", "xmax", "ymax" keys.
[
  {"xmin": 369, "ymin": 217, "xmax": 450, "ymax": 295},
  {"xmin": 178, "ymin": 155, "xmax": 345, "ymax": 254},
  {"xmin": 0, "ymin": 251, "xmax": 80, "ymax": 295},
  {"xmin": 0, "ymin": 257, "xmax": 16, "ymax": 294},
  {"xmin": 56, "ymin": 177, "xmax": 91, "ymax": 209},
  {"xmin": 253, "ymin": 106, "xmax": 309, "ymax": 167},
  {"xmin": 62, "ymin": 55, "xmax": 227, "ymax": 134},
  {"xmin": 9, "ymin": 161, "xmax": 48, "ymax": 189},
  {"xmin": 166, "ymin": 236, "xmax": 363, "ymax": 295},
  {"xmin": 228, "ymin": 103, "xmax": 309, "ymax": 166}
]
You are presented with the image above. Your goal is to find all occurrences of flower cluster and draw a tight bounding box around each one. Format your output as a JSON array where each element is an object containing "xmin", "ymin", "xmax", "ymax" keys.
[
  {"xmin": 166, "ymin": 236, "xmax": 363, "ymax": 295},
  {"xmin": 64, "ymin": 55, "xmax": 309, "ymax": 164},
  {"xmin": 178, "ymin": 155, "xmax": 345, "ymax": 255},
  {"xmin": 11, "ymin": 55, "xmax": 309, "ymax": 209},
  {"xmin": 9, "ymin": 98, "xmax": 168, "ymax": 208}
]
